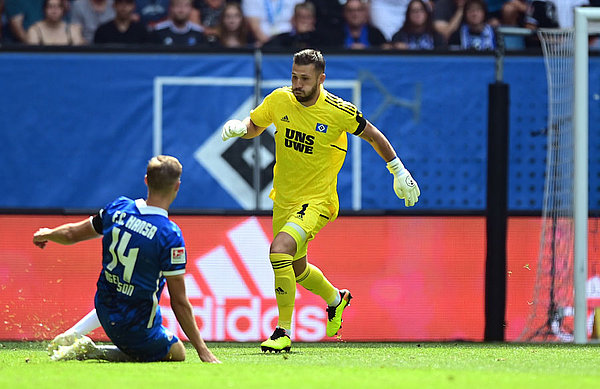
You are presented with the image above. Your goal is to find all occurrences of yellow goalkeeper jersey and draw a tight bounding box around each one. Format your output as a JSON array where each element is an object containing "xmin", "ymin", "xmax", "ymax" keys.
[{"xmin": 250, "ymin": 85, "xmax": 366, "ymax": 219}]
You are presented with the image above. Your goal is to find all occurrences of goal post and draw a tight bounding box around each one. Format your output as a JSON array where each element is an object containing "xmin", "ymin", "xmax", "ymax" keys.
[{"xmin": 573, "ymin": 6, "xmax": 600, "ymax": 344}]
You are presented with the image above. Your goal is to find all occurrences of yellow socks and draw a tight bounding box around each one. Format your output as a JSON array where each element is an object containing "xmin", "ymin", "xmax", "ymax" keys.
[
  {"xmin": 296, "ymin": 263, "xmax": 339, "ymax": 306},
  {"xmin": 270, "ymin": 253, "xmax": 296, "ymax": 330},
  {"xmin": 270, "ymin": 255, "xmax": 342, "ymax": 330}
]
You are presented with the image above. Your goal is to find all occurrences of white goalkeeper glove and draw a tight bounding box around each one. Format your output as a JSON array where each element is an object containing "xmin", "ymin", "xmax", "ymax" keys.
[
  {"xmin": 221, "ymin": 119, "xmax": 248, "ymax": 141},
  {"xmin": 386, "ymin": 157, "xmax": 420, "ymax": 207}
]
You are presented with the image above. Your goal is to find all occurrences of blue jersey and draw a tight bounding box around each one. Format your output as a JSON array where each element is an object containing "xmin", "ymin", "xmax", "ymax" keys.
[{"xmin": 93, "ymin": 197, "xmax": 186, "ymax": 334}]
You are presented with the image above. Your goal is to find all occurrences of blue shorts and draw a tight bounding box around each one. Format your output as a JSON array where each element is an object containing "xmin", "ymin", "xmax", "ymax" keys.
[{"xmin": 97, "ymin": 312, "xmax": 179, "ymax": 362}]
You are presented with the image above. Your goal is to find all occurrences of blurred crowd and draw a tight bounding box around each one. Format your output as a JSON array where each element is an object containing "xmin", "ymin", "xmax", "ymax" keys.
[{"xmin": 0, "ymin": 0, "xmax": 598, "ymax": 50}]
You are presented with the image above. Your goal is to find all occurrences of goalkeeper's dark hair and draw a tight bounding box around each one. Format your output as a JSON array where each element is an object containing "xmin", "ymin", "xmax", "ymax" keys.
[
  {"xmin": 146, "ymin": 155, "xmax": 182, "ymax": 194},
  {"xmin": 293, "ymin": 49, "xmax": 325, "ymax": 73}
]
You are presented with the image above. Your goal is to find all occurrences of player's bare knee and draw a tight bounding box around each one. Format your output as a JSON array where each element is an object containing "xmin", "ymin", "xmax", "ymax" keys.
[
  {"xmin": 164, "ymin": 340, "xmax": 186, "ymax": 362},
  {"xmin": 270, "ymin": 232, "xmax": 297, "ymax": 255}
]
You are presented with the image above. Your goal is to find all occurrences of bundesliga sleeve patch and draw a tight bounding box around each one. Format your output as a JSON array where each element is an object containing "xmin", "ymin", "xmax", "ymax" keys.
[
  {"xmin": 171, "ymin": 247, "xmax": 186, "ymax": 264},
  {"xmin": 315, "ymin": 123, "xmax": 328, "ymax": 133}
]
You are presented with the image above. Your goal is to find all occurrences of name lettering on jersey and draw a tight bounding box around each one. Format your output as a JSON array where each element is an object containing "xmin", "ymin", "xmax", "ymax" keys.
[
  {"xmin": 284, "ymin": 128, "xmax": 314, "ymax": 154},
  {"xmin": 124, "ymin": 215, "xmax": 158, "ymax": 240},
  {"xmin": 171, "ymin": 247, "xmax": 186, "ymax": 264},
  {"xmin": 104, "ymin": 270, "xmax": 135, "ymax": 297},
  {"xmin": 112, "ymin": 211, "xmax": 127, "ymax": 226}
]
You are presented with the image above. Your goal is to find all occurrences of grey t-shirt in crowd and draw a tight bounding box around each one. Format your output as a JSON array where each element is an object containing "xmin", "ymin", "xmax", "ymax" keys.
[{"xmin": 71, "ymin": 0, "xmax": 116, "ymax": 43}]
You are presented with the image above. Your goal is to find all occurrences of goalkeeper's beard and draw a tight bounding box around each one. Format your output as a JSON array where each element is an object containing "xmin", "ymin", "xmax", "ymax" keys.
[{"xmin": 293, "ymin": 82, "xmax": 319, "ymax": 103}]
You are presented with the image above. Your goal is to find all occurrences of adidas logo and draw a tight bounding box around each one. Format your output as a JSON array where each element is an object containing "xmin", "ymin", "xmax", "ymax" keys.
[
  {"xmin": 281, "ymin": 115, "xmax": 290, "ymax": 122},
  {"xmin": 159, "ymin": 217, "xmax": 326, "ymax": 342},
  {"xmin": 275, "ymin": 287, "xmax": 287, "ymax": 295}
]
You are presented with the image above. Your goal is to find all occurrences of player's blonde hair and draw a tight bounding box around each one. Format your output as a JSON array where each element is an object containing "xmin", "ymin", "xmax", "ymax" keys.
[
  {"xmin": 293, "ymin": 49, "xmax": 325, "ymax": 73},
  {"xmin": 146, "ymin": 155, "xmax": 182, "ymax": 194}
]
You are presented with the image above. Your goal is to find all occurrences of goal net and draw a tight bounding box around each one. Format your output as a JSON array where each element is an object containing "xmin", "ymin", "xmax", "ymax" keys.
[
  {"xmin": 520, "ymin": 8, "xmax": 600, "ymax": 343},
  {"xmin": 519, "ymin": 28, "xmax": 576, "ymax": 342}
]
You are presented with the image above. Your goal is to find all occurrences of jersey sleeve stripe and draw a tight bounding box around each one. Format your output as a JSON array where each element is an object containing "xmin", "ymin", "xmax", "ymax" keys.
[
  {"xmin": 163, "ymin": 269, "xmax": 186, "ymax": 276},
  {"xmin": 324, "ymin": 95, "xmax": 357, "ymax": 112},
  {"xmin": 324, "ymin": 95, "xmax": 356, "ymax": 110},
  {"xmin": 337, "ymin": 100, "xmax": 357, "ymax": 111},
  {"xmin": 325, "ymin": 98, "xmax": 355, "ymax": 116}
]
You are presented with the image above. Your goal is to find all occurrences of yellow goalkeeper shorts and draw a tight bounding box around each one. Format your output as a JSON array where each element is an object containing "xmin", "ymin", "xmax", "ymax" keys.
[{"xmin": 273, "ymin": 202, "xmax": 332, "ymax": 260}]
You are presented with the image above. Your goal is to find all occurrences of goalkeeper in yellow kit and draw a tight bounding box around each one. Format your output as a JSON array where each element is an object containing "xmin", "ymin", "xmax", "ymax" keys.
[{"xmin": 221, "ymin": 49, "xmax": 420, "ymax": 352}]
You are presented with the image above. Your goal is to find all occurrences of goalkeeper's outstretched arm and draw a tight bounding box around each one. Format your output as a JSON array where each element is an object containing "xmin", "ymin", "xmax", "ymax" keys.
[
  {"xmin": 359, "ymin": 120, "xmax": 421, "ymax": 207},
  {"xmin": 241, "ymin": 117, "xmax": 267, "ymax": 139},
  {"xmin": 358, "ymin": 120, "xmax": 397, "ymax": 162}
]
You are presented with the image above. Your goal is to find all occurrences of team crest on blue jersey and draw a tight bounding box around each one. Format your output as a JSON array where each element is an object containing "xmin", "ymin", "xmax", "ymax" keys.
[{"xmin": 315, "ymin": 123, "xmax": 328, "ymax": 133}]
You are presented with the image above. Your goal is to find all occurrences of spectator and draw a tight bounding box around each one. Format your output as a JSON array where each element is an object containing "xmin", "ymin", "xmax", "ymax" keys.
[
  {"xmin": 150, "ymin": 0, "xmax": 207, "ymax": 46},
  {"xmin": 500, "ymin": 0, "xmax": 527, "ymax": 26},
  {"xmin": 520, "ymin": 0, "xmax": 561, "ymax": 47},
  {"xmin": 492, "ymin": 0, "xmax": 528, "ymax": 49},
  {"xmin": 27, "ymin": 0, "xmax": 84, "ymax": 44},
  {"xmin": 263, "ymin": 1, "xmax": 323, "ymax": 50},
  {"xmin": 71, "ymin": 0, "xmax": 115, "ymax": 43},
  {"xmin": 94, "ymin": 0, "xmax": 148, "ymax": 44},
  {"xmin": 338, "ymin": 0, "xmax": 387, "ymax": 50},
  {"xmin": 460, "ymin": 0, "xmax": 496, "ymax": 50},
  {"xmin": 391, "ymin": 0, "xmax": 446, "ymax": 50},
  {"xmin": 310, "ymin": 0, "xmax": 344, "ymax": 44},
  {"xmin": 370, "ymin": 0, "xmax": 415, "ymax": 42},
  {"xmin": 191, "ymin": 0, "xmax": 224, "ymax": 39},
  {"xmin": 241, "ymin": 0, "xmax": 303, "ymax": 46},
  {"xmin": 214, "ymin": 1, "xmax": 253, "ymax": 48},
  {"xmin": 485, "ymin": 0, "xmax": 505, "ymax": 26},
  {"xmin": 524, "ymin": 0, "xmax": 558, "ymax": 28},
  {"xmin": 0, "ymin": 0, "xmax": 5, "ymax": 41},
  {"xmin": 4, "ymin": 0, "xmax": 44, "ymax": 43},
  {"xmin": 526, "ymin": 0, "xmax": 587, "ymax": 29},
  {"xmin": 433, "ymin": 0, "xmax": 465, "ymax": 46},
  {"xmin": 63, "ymin": 0, "xmax": 73, "ymax": 21},
  {"xmin": 135, "ymin": 0, "xmax": 169, "ymax": 28}
]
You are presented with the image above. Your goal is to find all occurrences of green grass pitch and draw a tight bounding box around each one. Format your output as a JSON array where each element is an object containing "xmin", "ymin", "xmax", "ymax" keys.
[{"xmin": 1, "ymin": 341, "xmax": 599, "ymax": 389}]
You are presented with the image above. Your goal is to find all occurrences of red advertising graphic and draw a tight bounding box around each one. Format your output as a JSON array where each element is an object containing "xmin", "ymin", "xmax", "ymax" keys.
[
  {"xmin": 0, "ymin": 214, "xmax": 596, "ymax": 342},
  {"xmin": 164, "ymin": 216, "xmax": 487, "ymax": 342}
]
